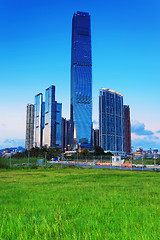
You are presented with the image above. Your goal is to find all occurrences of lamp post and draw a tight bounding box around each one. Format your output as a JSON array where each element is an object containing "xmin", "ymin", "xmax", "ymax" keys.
[
  {"xmin": 28, "ymin": 151, "xmax": 30, "ymax": 169},
  {"xmin": 67, "ymin": 144, "xmax": 70, "ymax": 151},
  {"xmin": 78, "ymin": 143, "xmax": 81, "ymax": 166},
  {"xmin": 61, "ymin": 152, "xmax": 64, "ymax": 169},
  {"xmin": 10, "ymin": 152, "xmax": 11, "ymax": 169},
  {"xmin": 45, "ymin": 152, "xmax": 47, "ymax": 168}
]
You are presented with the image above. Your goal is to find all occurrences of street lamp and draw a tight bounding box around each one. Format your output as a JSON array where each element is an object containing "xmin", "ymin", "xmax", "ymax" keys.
[
  {"xmin": 67, "ymin": 144, "xmax": 70, "ymax": 151},
  {"xmin": 78, "ymin": 143, "xmax": 81, "ymax": 153}
]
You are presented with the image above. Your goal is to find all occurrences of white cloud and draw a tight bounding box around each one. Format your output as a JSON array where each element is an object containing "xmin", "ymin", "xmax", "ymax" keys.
[
  {"xmin": 131, "ymin": 120, "xmax": 154, "ymax": 136},
  {"xmin": 131, "ymin": 121, "xmax": 160, "ymax": 150},
  {"xmin": 0, "ymin": 139, "xmax": 25, "ymax": 149}
]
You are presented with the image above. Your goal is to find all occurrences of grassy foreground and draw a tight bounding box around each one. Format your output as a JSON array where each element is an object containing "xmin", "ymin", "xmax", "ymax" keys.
[{"xmin": 0, "ymin": 168, "xmax": 160, "ymax": 240}]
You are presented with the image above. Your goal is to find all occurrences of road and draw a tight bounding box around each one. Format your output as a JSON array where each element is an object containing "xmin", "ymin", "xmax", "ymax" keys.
[{"xmin": 48, "ymin": 161, "xmax": 160, "ymax": 172}]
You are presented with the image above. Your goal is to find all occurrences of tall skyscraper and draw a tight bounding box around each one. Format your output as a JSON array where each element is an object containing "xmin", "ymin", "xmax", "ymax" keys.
[
  {"xmin": 43, "ymin": 85, "xmax": 62, "ymax": 148},
  {"xmin": 61, "ymin": 118, "xmax": 71, "ymax": 151},
  {"xmin": 123, "ymin": 105, "xmax": 131, "ymax": 154},
  {"xmin": 99, "ymin": 88, "xmax": 124, "ymax": 155},
  {"xmin": 25, "ymin": 104, "xmax": 34, "ymax": 150},
  {"xmin": 55, "ymin": 102, "xmax": 62, "ymax": 148},
  {"xmin": 43, "ymin": 86, "xmax": 56, "ymax": 147},
  {"xmin": 70, "ymin": 11, "xmax": 92, "ymax": 149},
  {"xmin": 61, "ymin": 118, "xmax": 66, "ymax": 151},
  {"xmin": 93, "ymin": 129, "xmax": 99, "ymax": 147},
  {"xmin": 34, "ymin": 93, "xmax": 44, "ymax": 147}
]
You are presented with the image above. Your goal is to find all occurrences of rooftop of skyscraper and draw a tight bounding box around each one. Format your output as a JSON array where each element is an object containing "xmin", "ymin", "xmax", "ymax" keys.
[
  {"xmin": 77, "ymin": 11, "xmax": 89, "ymax": 16},
  {"xmin": 101, "ymin": 88, "xmax": 123, "ymax": 96}
]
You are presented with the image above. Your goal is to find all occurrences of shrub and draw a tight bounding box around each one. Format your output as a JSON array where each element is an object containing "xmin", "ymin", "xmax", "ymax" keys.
[
  {"xmin": 0, "ymin": 158, "xmax": 10, "ymax": 169},
  {"xmin": 156, "ymin": 158, "xmax": 160, "ymax": 165}
]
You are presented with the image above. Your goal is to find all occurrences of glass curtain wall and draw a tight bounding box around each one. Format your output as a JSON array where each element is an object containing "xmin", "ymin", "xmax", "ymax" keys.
[{"xmin": 70, "ymin": 11, "xmax": 92, "ymax": 149}]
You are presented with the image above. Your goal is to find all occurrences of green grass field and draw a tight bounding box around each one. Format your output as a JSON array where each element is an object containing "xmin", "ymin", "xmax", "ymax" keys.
[
  {"xmin": 0, "ymin": 168, "xmax": 160, "ymax": 239},
  {"xmin": 132, "ymin": 158, "xmax": 155, "ymax": 165}
]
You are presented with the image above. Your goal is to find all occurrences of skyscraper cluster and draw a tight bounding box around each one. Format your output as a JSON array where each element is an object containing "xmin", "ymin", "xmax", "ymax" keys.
[
  {"xmin": 25, "ymin": 85, "xmax": 62, "ymax": 150},
  {"xmin": 25, "ymin": 11, "xmax": 131, "ymax": 155}
]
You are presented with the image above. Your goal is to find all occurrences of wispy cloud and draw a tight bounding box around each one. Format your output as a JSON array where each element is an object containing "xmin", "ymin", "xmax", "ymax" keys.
[
  {"xmin": 131, "ymin": 120, "xmax": 154, "ymax": 136},
  {"xmin": 131, "ymin": 120, "xmax": 160, "ymax": 149}
]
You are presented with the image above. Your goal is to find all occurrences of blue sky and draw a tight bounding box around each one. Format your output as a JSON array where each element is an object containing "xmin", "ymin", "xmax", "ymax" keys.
[{"xmin": 0, "ymin": 0, "xmax": 160, "ymax": 150}]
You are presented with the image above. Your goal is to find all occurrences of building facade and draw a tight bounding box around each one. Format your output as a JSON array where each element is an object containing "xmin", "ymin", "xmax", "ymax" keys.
[
  {"xmin": 25, "ymin": 104, "xmax": 34, "ymax": 150},
  {"xmin": 123, "ymin": 105, "xmax": 131, "ymax": 154},
  {"xmin": 61, "ymin": 118, "xmax": 71, "ymax": 151},
  {"xmin": 43, "ymin": 86, "xmax": 56, "ymax": 147},
  {"xmin": 34, "ymin": 93, "xmax": 44, "ymax": 147},
  {"xmin": 43, "ymin": 85, "xmax": 62, "ymax": 148},
  {"xmin": 99, "ymin": 88, "xmax": 124, "ymax": 155},
  {"xmin": 61, "ymin": 118, "xmax": 66, "ymax": 151},
  {"xmin": 70, "ymin": 11, "xmax": 92, "ymax": 149},
  {"xmin": 93, "ymin": 129, "xmax": 99, "ymax": 147},
  {"xmin": 55, "ymin": 102, "xmax": 62, "ymax": 148}
]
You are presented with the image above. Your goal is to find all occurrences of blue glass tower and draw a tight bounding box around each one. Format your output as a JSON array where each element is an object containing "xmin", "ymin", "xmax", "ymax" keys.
[
  {"xmin": 43, "ymin": 86, "xmax": 56, "ymax": 147},
  {"xmin": 70, "ymin": 11, "xmax": 92, "ymax": 149},
  {"xmin": 34, "ymin": 93, "xmax": 44, "ymax": 147},
  {"xmin": 55, "ymin": 102, "xmax": 62, "ymax": 148},
  {"xmin": 43, "ymin": 85, "xmax": 62, "ymax": 148},
  {"xmin": 99, "ymin": 89, "xmax": 125, "ymax": 155}
]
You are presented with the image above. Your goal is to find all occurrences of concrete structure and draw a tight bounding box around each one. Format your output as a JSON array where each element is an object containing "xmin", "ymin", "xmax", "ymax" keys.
[
  {"xmin": 112, "ymin": 155, "xmax": 122, "ymax": 166},
  {"xmin": 25, "ymin": 104, "xmax": 34, "ymax": 150}
]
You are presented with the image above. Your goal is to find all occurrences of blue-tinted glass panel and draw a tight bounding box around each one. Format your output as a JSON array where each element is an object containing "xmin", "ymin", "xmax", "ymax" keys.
[{"xmin": 71, "ymin": 11, "xmax": 92, "ymax": 149}]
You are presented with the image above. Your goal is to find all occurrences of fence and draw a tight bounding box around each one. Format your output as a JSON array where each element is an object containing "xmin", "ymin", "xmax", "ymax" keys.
[
  {"xmin": 0, "ymin": 152, "xmax": 48, "ymax": 169},
  {"xmin": 0, "ymin": 153, "xmax": 160, "ymax": 171}
]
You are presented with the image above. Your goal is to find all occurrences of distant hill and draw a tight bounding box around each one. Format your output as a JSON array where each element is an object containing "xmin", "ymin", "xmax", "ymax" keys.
[{"xmin": 0, "ymin": 146, "xmax": 25, "ymax": 153}]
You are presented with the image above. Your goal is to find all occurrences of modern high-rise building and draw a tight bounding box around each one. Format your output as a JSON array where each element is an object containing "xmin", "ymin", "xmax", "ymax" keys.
[
  {"xmin": 34, "ymin": 93, "xmax": 44, "ymax": 147},
  {"xmin": 61, "ymin": 118, "xmax": 71, "ymax": 151},
  {"xmin": 65, "ymin": 119, "xmax": 71, "ymax": 150},
  {"xmin": 61, "ymin": 118, "xmax": 66, "ymax": 151},
  {"xmin": 70, "ymin": 11, "xmax": 92, "ymax": 149},
  {"xmin": 43, "ymin": 85, "xmax": 62, "ymax": 148},
  {"xmin": 99, "ymin": 88, "xmax": 124, "ymax": 155},
  {"xmin": 55, "ymin": 102, "xmax": 62, "ymax": 148},
  {"xmin": 43, "ymin": 86, "xmax": 56, "ymax": 147},
  {"xmin": 123, "ymin": 105, "xmax": 131, "ymax": 154},
  {"xmin": 93, "ymin": 129, "xmax": 99, "ymax": 147},
  {"xmin": 25, "ymin": 104, "xmax": 34, "ymax": 150}
]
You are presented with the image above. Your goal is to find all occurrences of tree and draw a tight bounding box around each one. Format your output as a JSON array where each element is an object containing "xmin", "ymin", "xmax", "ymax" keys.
[
  {"xmin": 156, "ymin": 158, "xmax": 160, "ymax": 165},
  {"xmin": 94, "ymin": 146, "xmax": 104, "ymax": 155},
  {"xmin": 105, "ymin": 151, "xmax": 113, "ymax": 157},
  {"xmin": 47, "ymin": 147, "xmax": 61, "ymax": 160},
  {"xmin": 80, "ymin": 149, "xmax": 90, "ymax": 156}
]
